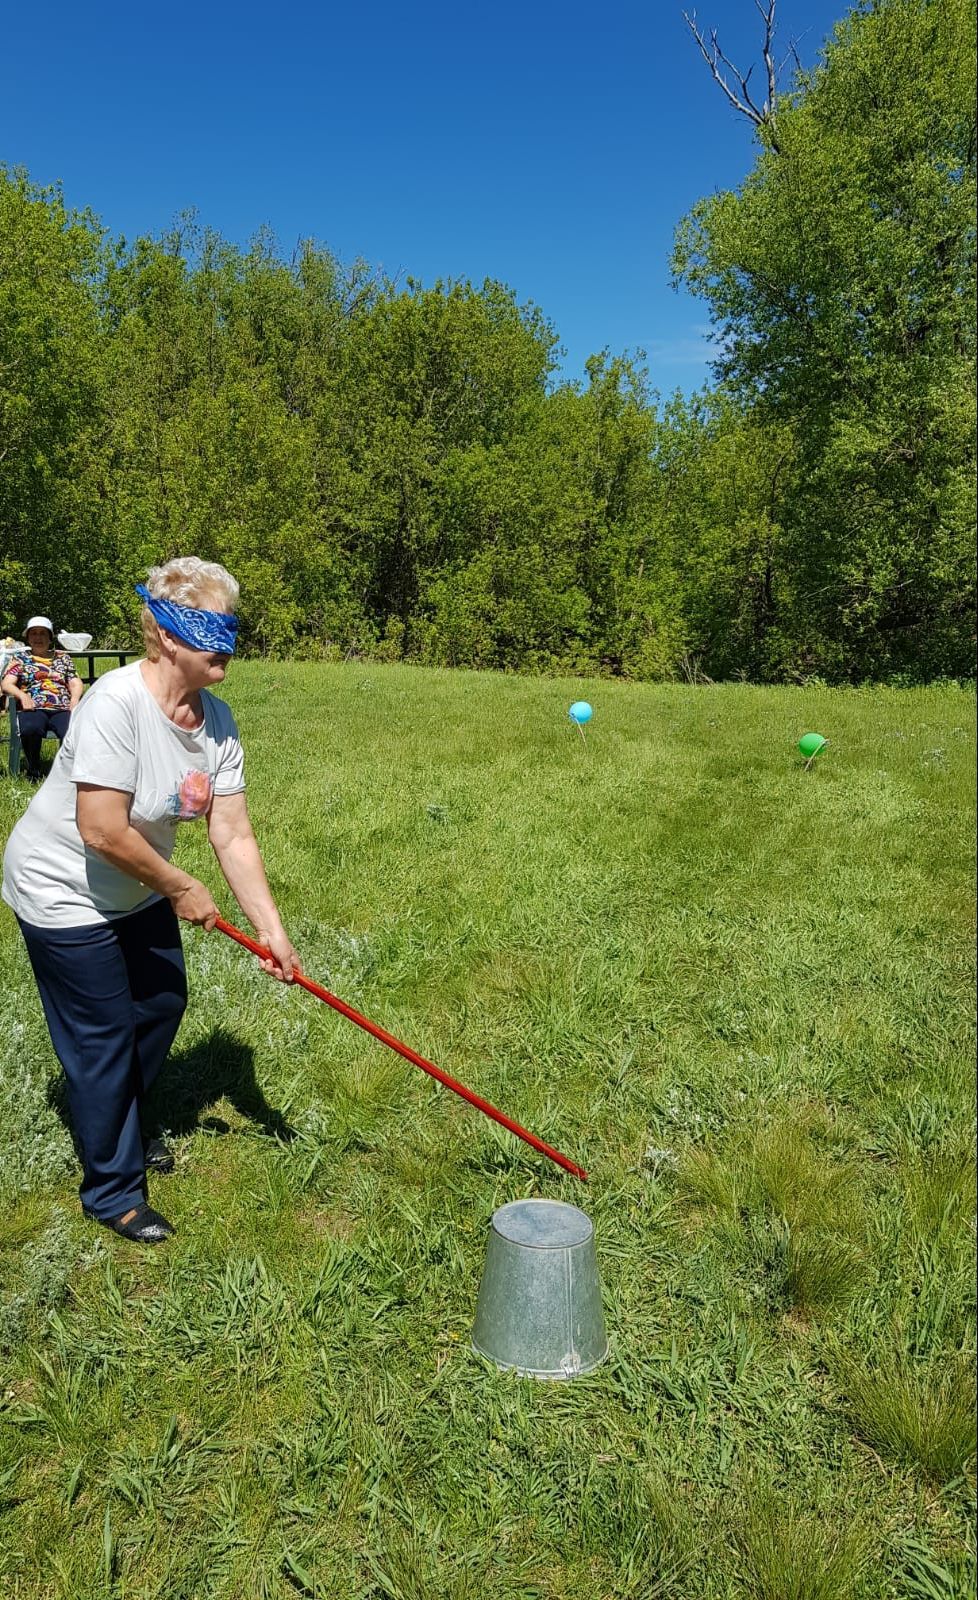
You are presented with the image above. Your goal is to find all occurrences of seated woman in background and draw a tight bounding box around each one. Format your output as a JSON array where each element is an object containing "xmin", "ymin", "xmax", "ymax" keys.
[{"xmin": 0, "ymin": 615, "xmax": 83, "ymax": 781}]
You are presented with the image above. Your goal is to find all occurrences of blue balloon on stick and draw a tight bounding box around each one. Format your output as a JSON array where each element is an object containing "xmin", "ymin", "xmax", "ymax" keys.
[{"xmin": 569, "ymin": 701, "xmax": 593, "ymax": 725}]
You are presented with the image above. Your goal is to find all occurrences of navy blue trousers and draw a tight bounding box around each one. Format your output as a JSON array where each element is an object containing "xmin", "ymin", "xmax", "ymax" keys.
[
  {"xmin": 17, "ymin": 708, "xmax": 70, "ymax": 774},
  {"xmin": 18, "ymin": 898, "xmax": 187, "ymax": 1218}
]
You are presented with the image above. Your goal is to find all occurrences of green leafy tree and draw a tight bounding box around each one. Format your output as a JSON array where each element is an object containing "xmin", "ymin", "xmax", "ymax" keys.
[
  {"xmin": 0, "ymin": 168, "xmax": 109, "ymax": 636},
  {"xmin": 655, "ymin": 391, "xmax": 796, "ymax": 680},
  {"xmin": 331, "ymin": 277, "xmax": 558, "ymax": 648},
  {"xmin": 674, "ymin": 0, "xmax": 977, "ymax": 679}
]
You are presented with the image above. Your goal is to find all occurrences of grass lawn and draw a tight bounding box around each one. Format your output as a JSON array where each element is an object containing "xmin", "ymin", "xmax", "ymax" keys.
[{"xmin": 1, "ymin": 664, "xmax": 975, "ymax": 1599}]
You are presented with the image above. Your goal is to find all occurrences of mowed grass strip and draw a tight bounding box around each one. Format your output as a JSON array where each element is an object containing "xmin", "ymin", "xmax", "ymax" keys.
[{"xmin": 1, "ymin": 666, "xmax": 975, "ymax": 1599}]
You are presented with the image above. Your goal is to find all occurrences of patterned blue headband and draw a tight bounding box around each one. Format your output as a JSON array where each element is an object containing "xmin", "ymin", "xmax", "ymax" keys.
[{"xmin": 136, "ymin": 585, "xmax": 239, "ymax": 655}]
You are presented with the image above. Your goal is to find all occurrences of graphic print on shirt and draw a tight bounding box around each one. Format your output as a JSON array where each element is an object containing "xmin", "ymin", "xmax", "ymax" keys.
[{"xmin": 166, "ymin": 768, "xmax": 213, "ymax": 820}]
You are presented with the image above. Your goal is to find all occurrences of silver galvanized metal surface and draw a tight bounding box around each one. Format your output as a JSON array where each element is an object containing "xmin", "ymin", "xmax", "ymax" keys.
[{"xmin": 471, "ymin": 1198, "xmax": 608, "ymax": 1380}]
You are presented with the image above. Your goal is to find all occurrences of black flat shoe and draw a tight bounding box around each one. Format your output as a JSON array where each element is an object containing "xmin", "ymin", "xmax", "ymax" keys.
[
  {"xmin": 144, "ymin": 1137, "xmax": 175, "ymax": 1173},
  {"xmin": 84, "ymin": 1202, "xmax": 175, "ymax": 1243}
]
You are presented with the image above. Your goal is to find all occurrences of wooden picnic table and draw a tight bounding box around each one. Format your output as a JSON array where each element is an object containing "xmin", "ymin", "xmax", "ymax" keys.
[{"xmin": 73, "ymin": 648, "xmax": 141, "ymax": 686}]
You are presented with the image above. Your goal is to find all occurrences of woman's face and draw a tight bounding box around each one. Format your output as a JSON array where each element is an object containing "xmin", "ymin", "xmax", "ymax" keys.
[
  {"xmin": 161, "ymin": 628, "xmax": 232, "ymax": 689},
  {"xmin": 25, "ymin": 627, "xmax": 53, "ymax": 654}
]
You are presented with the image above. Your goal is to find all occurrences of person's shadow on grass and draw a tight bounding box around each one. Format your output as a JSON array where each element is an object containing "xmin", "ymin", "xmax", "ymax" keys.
[{"xmin": 46, "ymin": 1027, "xmax": 296, "ymax": 1149}]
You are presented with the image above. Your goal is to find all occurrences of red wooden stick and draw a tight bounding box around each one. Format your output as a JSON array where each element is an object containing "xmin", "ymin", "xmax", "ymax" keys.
[{"xmin": 213, "ymin": 916, "xmax": 588, "ymax": 1182}]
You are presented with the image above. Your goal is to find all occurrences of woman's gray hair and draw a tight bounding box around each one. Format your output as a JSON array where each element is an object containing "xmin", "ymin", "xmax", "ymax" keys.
[{"xmin": 140, "ymin": 557, "xmax": 240, "ymax": 660}]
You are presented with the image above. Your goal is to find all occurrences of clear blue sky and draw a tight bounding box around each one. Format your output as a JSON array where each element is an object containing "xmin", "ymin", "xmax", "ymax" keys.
[{"xmin": 2, "ymin": 0, "xmax": 845, "ymax": 393}]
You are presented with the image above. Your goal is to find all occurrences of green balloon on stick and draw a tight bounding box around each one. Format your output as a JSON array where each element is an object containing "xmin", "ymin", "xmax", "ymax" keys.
[{"xmin": 798, "ymin": 731, "xmax": 828, "ymax": 767}]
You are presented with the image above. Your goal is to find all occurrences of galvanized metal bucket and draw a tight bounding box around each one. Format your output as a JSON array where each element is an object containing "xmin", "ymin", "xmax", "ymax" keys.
[{"xmin": 471, "ymin": 1198, "xmax": 608, "ymax": 1379}]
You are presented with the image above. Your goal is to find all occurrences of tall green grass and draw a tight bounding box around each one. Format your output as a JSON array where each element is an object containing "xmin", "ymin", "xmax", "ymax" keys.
[{"xmin": 1, "ymin": 667, "xmax": 975, "ymax": 1597}]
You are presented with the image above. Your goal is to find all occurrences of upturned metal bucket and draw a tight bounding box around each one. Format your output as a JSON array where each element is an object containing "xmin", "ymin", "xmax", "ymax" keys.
[{"xmin": 471, "ymin": 1198, "xmax": 608, "ymax": 1379}]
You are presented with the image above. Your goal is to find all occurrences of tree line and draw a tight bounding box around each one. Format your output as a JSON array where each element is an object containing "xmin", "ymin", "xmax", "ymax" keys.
[{"xmin": 1, "ymin": 0, "xmax": 974, "ymax": 682}]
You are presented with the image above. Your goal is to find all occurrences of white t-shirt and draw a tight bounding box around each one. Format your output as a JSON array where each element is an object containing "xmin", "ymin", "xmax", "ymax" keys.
[{"xmin": 2, "ymin": 662, "xmax": 245, "ymax": 927}]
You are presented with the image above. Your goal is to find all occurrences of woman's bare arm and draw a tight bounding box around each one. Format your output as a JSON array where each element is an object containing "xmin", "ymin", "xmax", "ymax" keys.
[
  {"xmin": 75, "ymin": 785, "xmax": 218, "ymax": 927},
  {"xmin": 207, "ymin": 790, "xmax": 298, "ymax": 979}
]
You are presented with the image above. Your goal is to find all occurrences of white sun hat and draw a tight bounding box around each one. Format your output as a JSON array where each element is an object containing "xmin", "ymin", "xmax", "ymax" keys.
[{"xmin": 25, "ymin": 615, "xmax": 55, "ymax": 634}]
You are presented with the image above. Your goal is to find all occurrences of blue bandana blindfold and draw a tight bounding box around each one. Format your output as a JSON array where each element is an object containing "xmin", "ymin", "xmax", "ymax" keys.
[{"xmin": 136, "ymin": 585, "xmax": 239, "ymax": 655}]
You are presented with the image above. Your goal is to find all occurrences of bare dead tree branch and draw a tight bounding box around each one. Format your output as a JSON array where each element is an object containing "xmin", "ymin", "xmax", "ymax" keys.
[
  {"xmin": 683, "ymin": 0, "xmax": 793, "ymax": 153},
  {"xmin": 779, "ymin": 36, "xmax": 805, "ymax": 78},
  {"xmin": 754, "ymin": 0, "xmax": 778, "ymax": 119}
]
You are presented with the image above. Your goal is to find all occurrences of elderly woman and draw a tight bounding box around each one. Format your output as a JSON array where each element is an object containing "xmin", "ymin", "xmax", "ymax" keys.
[
  {"xmin": 1, "ymin": 558, "xmax": 298, "ymax": 1244},
  {"xmin": 1, "ymin": 616, "xmax": 83, "ymax": 781}
]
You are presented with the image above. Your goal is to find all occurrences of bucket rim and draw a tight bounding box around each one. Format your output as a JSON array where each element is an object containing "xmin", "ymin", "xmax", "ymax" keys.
[
  {"xmin": 471, "ymin": 1335, "xmax": 610, "ymax": 1380},
  {"xmin": 490, "ymin": 1197, "xmax": 594, "ymax": 1248}
]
